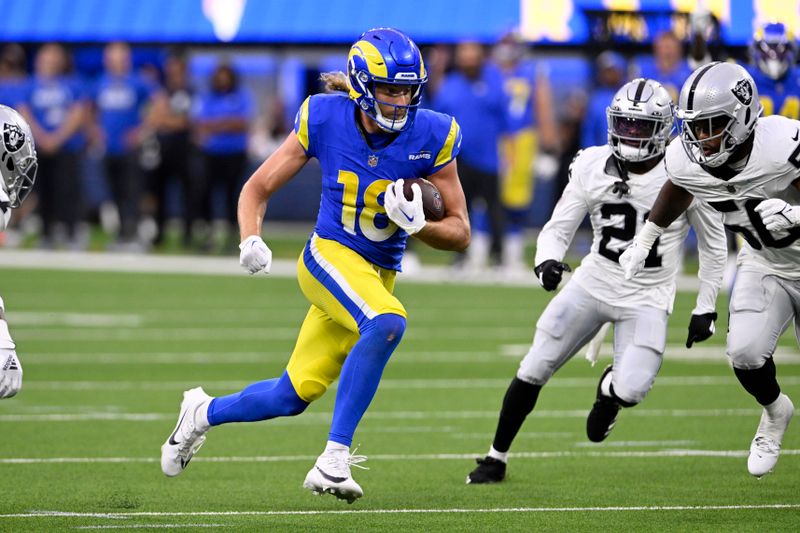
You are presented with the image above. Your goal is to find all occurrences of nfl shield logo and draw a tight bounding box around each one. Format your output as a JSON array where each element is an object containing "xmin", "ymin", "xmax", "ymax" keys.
[
  {"xmin": 3, "ymin": 123, "xmax": 24, "ymax": 153},
  {"xmin": 368, "ymin": 154, "xmax": 379, "ymax": 168}
]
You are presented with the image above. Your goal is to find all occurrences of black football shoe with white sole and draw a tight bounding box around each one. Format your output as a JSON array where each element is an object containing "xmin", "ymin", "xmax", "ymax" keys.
[
  {"xmin": 466, "ymin": 456, "xmax": 506, "ymax": 484},
  {"xmin": 586, "ymin": 365, "xmax": 621, "ymax": 443}
]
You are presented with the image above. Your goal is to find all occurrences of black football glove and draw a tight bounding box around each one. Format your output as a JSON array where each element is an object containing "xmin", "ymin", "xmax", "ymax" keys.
[
  {"xmin": 686, "ymin": 312, "xmax": 717, "ymax": 348},
  {"xmin": 534, "ymin": 260, "xmax": 571, "ymax": 292}
]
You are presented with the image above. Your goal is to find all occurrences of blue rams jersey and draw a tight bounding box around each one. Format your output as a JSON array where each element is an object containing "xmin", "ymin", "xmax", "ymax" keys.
[
  {"xmin": 294, "ymin": 93, "xmax": 461, "ymax": 271},
  {"xmin": 502, "ymin": 60, "xmax": 538, "ymax": 133},
  {"xmin": 748, "ymin": 66, "xmax": 800, "ymax": 120},
  {"xmin": 433, "ymin": 64, "xmax": 506, "ymax": 173}
]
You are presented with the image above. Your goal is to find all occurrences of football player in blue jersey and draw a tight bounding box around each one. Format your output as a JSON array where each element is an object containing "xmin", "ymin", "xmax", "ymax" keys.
[
  {"xmin": 749, "ymin": 22, "xmax": 800, "ymax": 120},
  {"xmin": 160, "ymin": 28, "xmax": 470, "ymax": 503}
]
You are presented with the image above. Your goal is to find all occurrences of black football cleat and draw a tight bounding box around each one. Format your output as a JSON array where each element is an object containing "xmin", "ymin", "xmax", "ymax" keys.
[
  {"xmin": 466, "ymin": 456, "xmax": 506, "ymax": 484},
  {"xmin": 586, "ymin": 365, "xmax": 621, "ymax": 443}
]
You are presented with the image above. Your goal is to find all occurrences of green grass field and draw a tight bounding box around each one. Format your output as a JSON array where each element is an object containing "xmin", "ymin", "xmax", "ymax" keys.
[{"xmin": 0, "ymin": 267, "xmax": 798, "ymax": 531}]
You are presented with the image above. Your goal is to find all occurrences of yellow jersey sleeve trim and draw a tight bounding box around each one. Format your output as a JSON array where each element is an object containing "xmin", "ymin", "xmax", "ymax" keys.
[
  {"xmin": 296, "ymin": 97, "xmax": 311, "ymax": 152},
  {"xmin": 434, "ymin": 117, "xmax": 459, "ymax": 168}
]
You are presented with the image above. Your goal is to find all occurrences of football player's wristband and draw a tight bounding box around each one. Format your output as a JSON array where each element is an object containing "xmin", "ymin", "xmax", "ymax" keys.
[{"xmin": 636, "ymin": 220, "xmax": 665, "ymax": 251}]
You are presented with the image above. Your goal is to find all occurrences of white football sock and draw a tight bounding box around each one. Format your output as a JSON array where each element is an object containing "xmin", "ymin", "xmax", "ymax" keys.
[
  {"xmin": 195, "ymin": 400, "xmax": 211, "ymax": 432},
  {"xmin": 324, "ymin": 440, "xmax": 349, "ymax": 455},
  {"xmin": 765, "ymin": 394, "xmax": 787, "ymax": 417},
  {"xmin": 487, "ymin": 445, "xmax": 508, "ymax": 463},
  {"xmin": 600, "ymin": 370, "xmax": 614, "ymax": 398}
]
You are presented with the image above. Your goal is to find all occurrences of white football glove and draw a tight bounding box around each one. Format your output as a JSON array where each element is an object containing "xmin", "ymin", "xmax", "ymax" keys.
[
  {"xmin": 239, "ymin": 235, "xmax": 272, "ymax": 274},
  {"xmin": 384, "ymin": 179, "xmax": 426, "ymax": 235},
  {"xmin": 0, "ymin": 349, "xmax": 22, "ymax": 399},
  {"xmin": 754, "ymin": 199, "xmax": 800, "ymax": 232},
  {"xmin": 619, "ymin": 242, "xmax": 650, "ymax": 280}
]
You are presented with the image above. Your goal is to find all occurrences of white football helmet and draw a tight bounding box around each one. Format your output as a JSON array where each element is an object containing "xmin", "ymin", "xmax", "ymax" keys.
[
  {"xmin": 606, "ymin": 78, "xmax": 674, "ymax": 162},
  {"xmin": 676, "ymin": 62, "xmax": 762, "ymax": 167},
  {"xmin": 0, "ymin": 105, "xmax": 37, "ymax": 208}
]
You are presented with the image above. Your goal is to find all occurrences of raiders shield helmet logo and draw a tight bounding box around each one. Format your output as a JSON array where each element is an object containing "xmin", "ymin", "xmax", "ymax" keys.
[
  {"xmin": 3, "ymin": 123, "xmax": 24, "ymax": 153},
  {"xmin": 731, "ymin": 79, "xmax": 753, "ymax": 106}
]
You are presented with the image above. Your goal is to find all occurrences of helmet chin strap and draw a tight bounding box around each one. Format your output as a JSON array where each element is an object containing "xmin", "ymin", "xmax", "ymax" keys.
[{"xmin": 373, "ymin": 102, "xmax": 408, "ymax": 132}]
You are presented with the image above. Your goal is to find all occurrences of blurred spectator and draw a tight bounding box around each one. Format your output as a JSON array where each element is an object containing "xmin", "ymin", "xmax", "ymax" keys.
[
  {"xmin": 553, "ymin": 89, "xmax": 587, "ymax": 205},
  {"xmin": 634, "ymin": 30, "xmax": 691, "ymax": 102},
  {"xmin": 687, "ymin": 7, "xmax": 722, "ymax": 69},
  {"xmin": 0, "ymin": 45, "xmax": 28, "ymax": 108},
  {"xmin": 18, "ymin": 43, "xmax": 87, "ymax": 248},
  {"xmin": 494, "ymin": 33, "xmax": 557, "ymax": 272},
  {"xmin": 748, "ymin": 21, "xmax": 800, "ymax": 120},
  {"xmin": 192, "ymin": 62, "xmax": 253, "ymax": 250},
  {"xmin": 90, "ymin": 41, "xmax": 155, "ymax": 248},
  {"xmin": 432, "ymin": 41, "xmax": 507, "ymax": 269},
  {"xmin": 580, "ymin": 51, "xmax": 626, "ymax": 150},
  {"xmin": 145, "ymin": 50, "xmax": 197, "ymax": 247},
  {"xmin": 422, "ymin": 44, "xmax": 452, "ymax": 101}
]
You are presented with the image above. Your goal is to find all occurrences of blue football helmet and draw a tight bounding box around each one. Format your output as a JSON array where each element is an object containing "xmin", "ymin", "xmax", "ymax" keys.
[
  {"xmin": 752, "ymin": 22, "xmax": 797, "ymax": 80},
  {"xmin": 347, "ymin": 28, "xmax": 427, "ymax": 132}
]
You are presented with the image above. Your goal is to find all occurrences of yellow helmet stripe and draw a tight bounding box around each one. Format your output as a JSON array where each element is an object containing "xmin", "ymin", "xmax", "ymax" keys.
[
  {"xmin": 435, "ymin": 118, "xmax": 460, "ymax": 167},
  {"xmin": 350, "ymin": 39, "xmax": 389, "ymax": 79},
  {"xmin": 295, "ymin": 97, "xmax": 311, "ymax": 151},
  {"xmin": 420, "ymin": 56, "xmax": 426, "ymax": 79}
]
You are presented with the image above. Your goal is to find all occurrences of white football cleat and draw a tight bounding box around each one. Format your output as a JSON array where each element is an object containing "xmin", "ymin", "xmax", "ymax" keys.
[
  {"xmin": 161, "ymin": 387, "xmax": 212, "ymax": 477},
  {"xmin": 748, "ymin": 393, "xmax": 794, "ymax": 478},
  {"xmin": 303, "ymin": 449, "xmax": 367, "ymax": 503}
]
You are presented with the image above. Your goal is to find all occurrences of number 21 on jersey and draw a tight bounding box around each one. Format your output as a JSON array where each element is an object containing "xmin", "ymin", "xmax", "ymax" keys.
[{"xmin": 338, "ymin": 171, "xmax": 394, "ymax": 242}]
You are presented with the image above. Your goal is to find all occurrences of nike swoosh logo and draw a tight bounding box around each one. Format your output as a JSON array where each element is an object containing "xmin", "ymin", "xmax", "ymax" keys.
[
  {"xmin": 168, "ymin": 411, "xmax": 187, "ymax": 446},
  {"xmin": 398, "ymin": 207, "xmax": 414, "ymax": 223},
  {"xmin": 315, "ymin": 466, "xmax": 347, "ymax": 484},
  {"xmin": 793, "ymin": 129, "xmax": 798, "ymax": 141}
]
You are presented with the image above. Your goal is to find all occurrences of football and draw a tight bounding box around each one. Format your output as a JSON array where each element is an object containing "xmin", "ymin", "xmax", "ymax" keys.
[{"xmin": 402, "ymin": 178, "xmax": 445, "ymax": 221}]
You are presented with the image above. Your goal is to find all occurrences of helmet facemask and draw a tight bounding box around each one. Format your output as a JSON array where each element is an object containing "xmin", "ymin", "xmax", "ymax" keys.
[
  {"xmin": 606, "ymin": 78, "xmax": 674, "ymax": 163},
  {"xmin": 4, "ymin": 154, "xmax": 37, "ymax": 208},
  {"xmin": 349, "ymin": 65, "xmax": 425, "ymax": 132},
  {"xmin": 608, "ymin": 111, "xmax": 671, "ymax": 162},
  {"xmin": 679, "ymin": 111, "xmax": 748, "ymax": 167}
]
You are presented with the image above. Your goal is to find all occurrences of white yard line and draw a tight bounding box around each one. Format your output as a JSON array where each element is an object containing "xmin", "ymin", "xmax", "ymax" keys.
[
  {"xmin": 0, "ymin": 249, "xmax": 707, "ymax": 289},
  {"xmin": 3, "ymin": 504, "xmax": 800, "ymax": 519},
  {"xmin": 73, "ymin": 525, "xmax": 229, "ymax": 530},
  {"xmin": 0, "ymin": 407, "xmax": 769, "ymax": 423},
  {"xmin": 2, "ymin": 449, "xmax": 799, "ymax": 465},
  {"xmin": 15, "ymin": 375, "xmax": 800, "ymax": 392},
  {"xmin": 8, "ymin": 312, "xmax": 144, "ymax": 327}
]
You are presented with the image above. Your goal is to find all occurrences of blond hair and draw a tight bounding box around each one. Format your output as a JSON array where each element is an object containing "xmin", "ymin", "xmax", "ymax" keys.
[{"xmin": 320, "ymin": 71, "xmax": 349, "ymax": 93}]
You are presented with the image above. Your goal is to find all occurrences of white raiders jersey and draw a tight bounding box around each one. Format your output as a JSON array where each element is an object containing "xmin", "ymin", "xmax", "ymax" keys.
[
  {"xmin": 666, "ymin": 115, "xmax": 800, "ymax": 280},
  {"xmin": 535, "ymin": 145, "xmax": 726, "ymax": 313}
]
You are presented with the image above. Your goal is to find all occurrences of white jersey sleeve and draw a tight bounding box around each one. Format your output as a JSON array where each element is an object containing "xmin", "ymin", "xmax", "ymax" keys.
[
  {"xmin": 534, "ymin": 150, "xmax": 590, "ymax": 266},
  {"xmin": 685, "ymin": 199, "xmax": 726, "ymax": 314},
  {"xmin": 666, "ymin": 115, "xmax": 800, "ymax": 279}
]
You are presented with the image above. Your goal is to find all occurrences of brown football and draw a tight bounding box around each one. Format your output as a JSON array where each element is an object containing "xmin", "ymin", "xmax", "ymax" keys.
[{"xmin": 402, "ymin": 178, "xmax": 445, "ymax": 221}]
